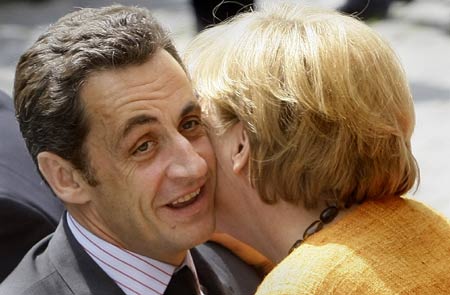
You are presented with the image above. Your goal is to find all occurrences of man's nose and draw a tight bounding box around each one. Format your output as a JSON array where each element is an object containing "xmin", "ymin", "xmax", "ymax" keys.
[{"xmin": 165, "ymin": 135, "xmax": 208, "ymax": 180}]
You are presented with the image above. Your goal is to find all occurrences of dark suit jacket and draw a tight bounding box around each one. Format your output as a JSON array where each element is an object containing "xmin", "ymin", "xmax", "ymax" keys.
[
  {"xmin": 0, "ymin": 90, "xmax": 64, "ymax": 282},
  {"xmin": 0, "ymin": 215, "xmax": 261, "ymax": 294}
]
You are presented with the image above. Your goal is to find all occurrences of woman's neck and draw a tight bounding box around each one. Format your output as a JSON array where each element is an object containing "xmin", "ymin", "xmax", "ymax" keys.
[
  {"xmin": 256, "ymin": 200, "xmax": 325, "ymax": 262},
  {"xmin": 218, "ymin": 192, "xmax": 325, "ymax": 263}
]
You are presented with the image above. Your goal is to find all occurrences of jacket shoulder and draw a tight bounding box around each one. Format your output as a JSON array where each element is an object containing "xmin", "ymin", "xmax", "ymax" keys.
[
  {"xmin": 0, "ymin": 235, "xmax": 71, "ymax": 295},
  {"xmin": 1, "ymin": 271, "xmax": 72, "ymax": 295}
]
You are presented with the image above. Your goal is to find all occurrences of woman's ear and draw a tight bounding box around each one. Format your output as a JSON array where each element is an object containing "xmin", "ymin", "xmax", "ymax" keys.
[
  {"xmin": 231, "ymin": 122, "xmax": 250, "ymax": 174},
  {"xmin": 37, "ymin": 151, "xmax": 91, "ymax": 205}
]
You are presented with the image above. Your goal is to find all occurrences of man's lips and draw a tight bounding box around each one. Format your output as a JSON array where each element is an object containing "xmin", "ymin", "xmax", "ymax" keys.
[{"xmin": 167, "ymin": 188, "xmax": 201, "ymax": 209}]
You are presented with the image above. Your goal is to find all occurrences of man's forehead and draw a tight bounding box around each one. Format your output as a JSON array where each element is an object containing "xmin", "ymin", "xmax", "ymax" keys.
[{"xmin": 80, "ymin": 51, "xmax": 187, "ymax": 107}]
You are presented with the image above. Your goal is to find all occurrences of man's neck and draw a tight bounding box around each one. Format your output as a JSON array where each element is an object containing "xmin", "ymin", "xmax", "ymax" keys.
[{"xmin": 66, "ymin": 205, "xmax": 187, "ymax": 265}]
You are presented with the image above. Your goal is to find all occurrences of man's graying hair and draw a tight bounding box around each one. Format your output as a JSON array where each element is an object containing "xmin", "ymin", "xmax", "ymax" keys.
[{"xmin": 14, "ymin": 5, "xmax": 182, "ymax": 185}]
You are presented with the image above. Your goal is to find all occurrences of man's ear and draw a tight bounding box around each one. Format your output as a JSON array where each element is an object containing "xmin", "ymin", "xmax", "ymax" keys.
[
  {"xmin": 231, "ymin": 122, "xmax": 250, "ymax": 174},
  {"xmin": 37, "ymin": 151, "xmax": 91, "ymax": 205}
]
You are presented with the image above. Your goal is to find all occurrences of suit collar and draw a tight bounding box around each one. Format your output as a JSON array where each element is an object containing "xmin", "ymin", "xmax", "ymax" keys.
[{"xmin": 48, "ymin": 213, "xmax": 125, "ymax": 295}]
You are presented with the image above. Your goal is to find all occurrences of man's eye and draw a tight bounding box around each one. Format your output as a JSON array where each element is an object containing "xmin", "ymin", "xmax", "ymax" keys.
[
  {"xmin": 133, "ymin": 141, "xmax": 152, "ymax": 155},
  {"xmin": 182, "ymin": 119, "xmax": 201, "ymax": 130}
]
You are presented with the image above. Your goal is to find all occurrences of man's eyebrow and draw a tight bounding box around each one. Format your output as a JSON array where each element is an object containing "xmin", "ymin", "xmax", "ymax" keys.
[
  {"xmin": 180, "ymin": 101, "xmax": 201, "ymax": 118},
  {"xmin": 119, "ymin": 100, "xmax": 199, "ymax": 143},
  {"xmin": 121, "ymin": 114, "xmax": 157, "ymax": 141}
]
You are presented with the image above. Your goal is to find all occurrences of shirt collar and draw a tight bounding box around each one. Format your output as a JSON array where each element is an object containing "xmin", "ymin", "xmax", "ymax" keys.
[{"xmin": 67, "ymin": 212, "xmax": 202, "ymax": 295}]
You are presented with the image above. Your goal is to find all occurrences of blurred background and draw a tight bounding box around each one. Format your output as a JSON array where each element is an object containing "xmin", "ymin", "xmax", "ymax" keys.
[{"xmin": 1, "ymin": 0, "xmax": 449, "ymax": 217}]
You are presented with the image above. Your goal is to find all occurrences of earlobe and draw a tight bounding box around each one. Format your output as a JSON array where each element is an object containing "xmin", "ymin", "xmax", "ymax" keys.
[
  {"xmin": 232, "ymin": 123, "xmax": 250, "ymax": 174},
  {"xmin": 37, "ymin": 152, "xmax": 89, "ymax": 204}
]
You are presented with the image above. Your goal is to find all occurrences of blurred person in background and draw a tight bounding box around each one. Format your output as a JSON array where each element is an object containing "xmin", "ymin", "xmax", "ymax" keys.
[
  {"xmin": 191, "ymin": 0, "xmax": 254, "ymax": 31},
  {"xmin": 339, "ymin": 0, "xmax": 414, "ymax": 19},
  {"xmin": 0, "ymin": 89, "xmax": 63, "ymax": 282},
  {"xmin": 185, "ymin": 3, "xmax": 450, "ymax": 294}
]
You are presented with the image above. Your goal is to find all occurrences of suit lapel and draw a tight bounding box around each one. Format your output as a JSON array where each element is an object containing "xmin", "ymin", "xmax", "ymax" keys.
[
  {"xmin": 48, "ymin": 214, "xmax": 125, "ymax": 295},
  {"xmin": 191, "ymin": 247, "xmax": 230, "ymax": 295},
  {"xmin": 192, "ymin": 242, "xmax": 262, "ymax": 295}
]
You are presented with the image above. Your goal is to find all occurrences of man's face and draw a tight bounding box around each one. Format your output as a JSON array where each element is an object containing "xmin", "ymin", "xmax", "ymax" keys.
[{"xmin": 78, "ymin": 50, "xmax": 216, "ymax": 265}]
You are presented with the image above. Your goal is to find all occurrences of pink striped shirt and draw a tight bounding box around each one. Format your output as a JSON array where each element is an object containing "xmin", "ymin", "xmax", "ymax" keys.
[{"xmin": 67, "ymin": 213, "xmax": 203, "ymax": 295}]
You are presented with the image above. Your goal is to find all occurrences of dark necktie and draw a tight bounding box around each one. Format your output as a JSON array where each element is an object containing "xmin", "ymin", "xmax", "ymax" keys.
[{"xmin": 164, "ymin": 266, "xmax": 198, "ymax": 295}]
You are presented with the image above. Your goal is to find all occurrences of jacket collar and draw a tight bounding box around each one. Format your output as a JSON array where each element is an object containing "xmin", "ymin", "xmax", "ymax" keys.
[{"xmin": 48, "ymin": 213, "xmax": 125, "ymax": 295}]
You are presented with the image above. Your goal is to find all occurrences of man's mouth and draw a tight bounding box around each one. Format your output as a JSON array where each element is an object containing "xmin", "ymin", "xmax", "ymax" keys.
[{"xmin": 168, "ymin": 188, "xmax": 201, "ymax": 209}]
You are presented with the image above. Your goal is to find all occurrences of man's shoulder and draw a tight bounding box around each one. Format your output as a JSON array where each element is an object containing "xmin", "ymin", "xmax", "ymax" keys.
[
  {"xmin": 0, "ymin": 219, "xmax": 122, "ymax": 295},
  {"xmin": 1, "ymin": 271, "xmax": 72, "ymax": 295},
  {"xmin": 0, "ymin": 235, "xmax": 72, "ymax": 295}
]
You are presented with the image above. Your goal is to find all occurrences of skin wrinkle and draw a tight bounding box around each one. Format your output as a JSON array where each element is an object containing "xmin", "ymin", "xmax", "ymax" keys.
[
  {"xmin": 79, "ymin": 209, "xmax": 128, "ymax": 249},
  {"xmin": 121, "ymin": 115, "xmax": 157, "ymax": 144}
]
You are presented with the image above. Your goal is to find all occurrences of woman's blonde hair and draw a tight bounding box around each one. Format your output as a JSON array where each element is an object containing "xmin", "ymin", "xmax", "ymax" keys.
[{"xmin": 185, "ymin": 3, "xmax": 418, "ymax": 209}]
